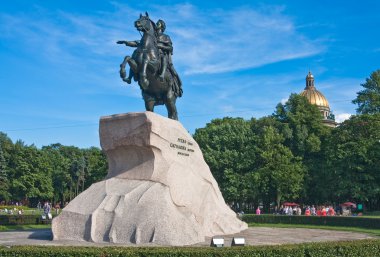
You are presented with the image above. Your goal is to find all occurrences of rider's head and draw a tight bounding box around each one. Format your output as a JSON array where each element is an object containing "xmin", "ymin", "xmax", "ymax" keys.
[{"xmin": 156, "ymin": 19, "xmax": 166, "ymax": 32}]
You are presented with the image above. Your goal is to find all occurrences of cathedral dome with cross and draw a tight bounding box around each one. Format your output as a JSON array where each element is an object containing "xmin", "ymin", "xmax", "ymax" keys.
[{"xmin": 300, "ymin": 71, "xmax": 337, "ymax": 127}]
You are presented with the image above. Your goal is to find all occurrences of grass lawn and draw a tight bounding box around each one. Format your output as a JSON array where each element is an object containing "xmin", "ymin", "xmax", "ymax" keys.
[
  {"xmin": 249, "ymin": 222, "xmax": 380, "ymax": 237},
  {"xmin": 363, "ymin": 211, "xmax": 380, "ymax": 215},
  {"xmin": 0, "ymin": 224, "xmax": 51, "ymax": 231}
]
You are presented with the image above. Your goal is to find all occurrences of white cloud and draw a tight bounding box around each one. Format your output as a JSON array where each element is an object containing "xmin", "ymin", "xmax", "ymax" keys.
[
  {"xmin": 220, "ymin": 105, "xmax": 235, "ymax": 113},
  {"xmin": 335, "ymin": 113, "xmax": 352, "ymax": 123},
  {"xmin": 0, "ymin": 2, "xmax": 330, "ymax": 125},
  {"xmin": 281, "ymin": 98, "xmax": 289, "ymax": 104},
  {"xmin": 164, "ymin": 5, "xmax": 324, "ymax": 74},
  {"xmin": 0, "ymin": 3, "xmax": 324, "ymax": 77}
]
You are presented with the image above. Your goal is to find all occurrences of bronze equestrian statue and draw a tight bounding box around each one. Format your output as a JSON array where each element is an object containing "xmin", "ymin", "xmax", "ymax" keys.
[{"xmin": 117, "ymin": 12, "xmax": 182, "ymax": 120}]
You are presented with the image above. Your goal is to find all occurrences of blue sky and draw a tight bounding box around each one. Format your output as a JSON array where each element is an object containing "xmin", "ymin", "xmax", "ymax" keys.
[{"xmin": 1, "ymin": 0, "xmax": 379, "ymax": 148}]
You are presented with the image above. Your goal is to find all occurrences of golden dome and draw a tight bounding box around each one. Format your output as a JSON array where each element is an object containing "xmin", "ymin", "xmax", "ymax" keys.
[
  {"xmin": 300, "ymin": 71, "xmax": 329, "ymax": 108},
  {"xmin": 301, "ymin": 88, "xmax": 329, "ymax": 107}
]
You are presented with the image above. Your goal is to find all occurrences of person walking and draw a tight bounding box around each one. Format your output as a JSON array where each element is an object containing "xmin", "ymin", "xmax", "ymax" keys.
[
  {"xmin": 256, "ymin": 207, "xmax": 261, "ymax": 215},
  {"xmin": 305, "ymin": 207, "xmax": 311, "ymax": 216},
  {"xmin": 43, "ymin": 201, "xmax": 52, "ymax": 220}
]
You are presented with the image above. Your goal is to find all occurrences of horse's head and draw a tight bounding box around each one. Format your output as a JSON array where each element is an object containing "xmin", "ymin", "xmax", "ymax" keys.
[{"xmin": 135, "ymin": 12, "xmax": 155, "ymax": 34}]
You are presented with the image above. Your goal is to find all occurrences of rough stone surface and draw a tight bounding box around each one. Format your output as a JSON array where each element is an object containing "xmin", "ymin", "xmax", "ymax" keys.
[{"xmin": 52, "ymin": 112, "xmax": 247, "ymax": 246}]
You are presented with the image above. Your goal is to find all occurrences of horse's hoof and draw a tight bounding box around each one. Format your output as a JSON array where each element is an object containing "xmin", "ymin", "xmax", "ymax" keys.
[
  {"xmin": 123, "ymin": 78, "xmax": 131, "ymax": 84},
  {"xmin": 120, "ymin": 68, "xmax": 126, "ymax": 77}
]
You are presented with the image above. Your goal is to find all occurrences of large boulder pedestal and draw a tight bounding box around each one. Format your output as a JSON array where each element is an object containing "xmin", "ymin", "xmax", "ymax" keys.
[{"xmin": 52, "ymin": 112, "xmax": 247, "ymax": 246}]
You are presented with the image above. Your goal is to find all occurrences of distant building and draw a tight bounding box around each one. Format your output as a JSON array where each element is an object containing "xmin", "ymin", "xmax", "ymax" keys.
[{"xmin": 300, "ymin": 71, "xmax": 337, "ymax": 127}]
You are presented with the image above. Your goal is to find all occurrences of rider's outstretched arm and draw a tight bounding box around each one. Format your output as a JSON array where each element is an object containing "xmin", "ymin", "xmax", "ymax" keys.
[{"xmin": 116, "ymin": 40, "xmax": 140, "ymax": 47}]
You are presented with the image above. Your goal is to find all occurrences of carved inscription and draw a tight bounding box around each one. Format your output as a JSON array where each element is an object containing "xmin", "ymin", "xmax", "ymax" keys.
[{"xmin": 169, "ymin": 137, "xmax": 195, "ymax": 157}]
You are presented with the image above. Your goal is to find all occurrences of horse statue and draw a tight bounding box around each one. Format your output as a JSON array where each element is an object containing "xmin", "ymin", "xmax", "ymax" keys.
[{"xmin": 117, "ymin": 13, "xmax": 182, "ymax": 120}]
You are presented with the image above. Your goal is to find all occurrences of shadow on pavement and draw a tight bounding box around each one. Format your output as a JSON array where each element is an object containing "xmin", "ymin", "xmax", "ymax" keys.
[{"xmin": 28, "ymin": 229, "xmax": 53, "ymax": 240}]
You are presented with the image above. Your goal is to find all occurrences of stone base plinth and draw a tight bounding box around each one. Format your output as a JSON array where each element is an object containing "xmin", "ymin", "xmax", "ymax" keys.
[{"xmin": 52, "ymin": 112, "xmax": 247, "ymax": 246}]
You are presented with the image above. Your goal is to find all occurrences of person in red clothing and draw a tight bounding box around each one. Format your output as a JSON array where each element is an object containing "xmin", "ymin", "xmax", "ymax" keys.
[
  {"xmin": 321, "ymin": 206, "xmax": 327, "ymax": 216},
  {"xmin": 328, "ymin": 206, "xmax": 335, "ymax": 216},
  {"xmin": 316, "ymin": 207, "xmax": 322, "ymax": 216},
  {"xmin": 256, "ymin": 207, "xmax": 261, "ymax": 215},
  {"xmin": 305, "ymin": 208, "xmax": 311, "ymax": 216}
]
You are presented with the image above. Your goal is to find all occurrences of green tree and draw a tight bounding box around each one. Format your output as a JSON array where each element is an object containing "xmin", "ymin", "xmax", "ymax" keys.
[
  {"xmin": 8, "ymin": 141, "xmax": 54, "ymax": 202},
  {"xmin": 324, "ymin": 113, "xmax": 380, "ymax": 209},
  {"xmin": 0, "ymin": 133, "xmax": 14, "ymax": 202},
  {"xmin": 0, "ymin": 132, "xmax": 13, "ymax": 158},
  {"xmin": 42, "ymin": 144, "xmax": 107, "ymax": 205},
  {"xmin": 83, "ymin": 147, "xmax": 107, "ymax": 188},
  {"xmin": 0, "ymin": 133, "xmax": 107, "ymax": 206},
  {"xmin": 274, "ymin": 94, "xmax": 332, "ymax": 204},
  {"xmin": 274, "ymin": 93, "xmax": 328, "ymax": 157},
  {"xmin": 353, "ymin": 69, "xmax": 380, "ymax": 114},
  {"xmin": 42, "ymin": 144, "xmax": 72, "ymax": 205},
  {"xmin": 252, "ymin": 121, "xmax": 305, "ymax": 208},
  {"xmin": 0, "ymin": 143, "xmax": 10, "ymax": 201},
  {"xmin": 193, "ymin": 117, "xmax": 258, "ymax": 209},
  {"xmin": 59, "ymin": 145, "xmax": 85, "ymax": 201}
]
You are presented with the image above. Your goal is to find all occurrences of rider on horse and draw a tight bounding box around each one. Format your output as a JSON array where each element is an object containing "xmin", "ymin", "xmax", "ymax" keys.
[
  {"xmin": 117, "ymin": 19, "xmax": 182, "ymax": 97},
  {"xmin": 156, "ymin": 20, "xmax": 171, "ymax": 81},
  {"xmin": 117, "ymin": 14, "xmax": 182, "ymax": 120},
  {"xmin": 156, "ymin": 20, "xmax": 183, "ymax": 97}
]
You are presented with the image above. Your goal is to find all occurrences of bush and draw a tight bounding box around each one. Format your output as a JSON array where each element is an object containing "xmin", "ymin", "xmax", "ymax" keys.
[
  {"xmin": 0, "ymin": 214, "xmax": 52, "ymax": 225},
  {"xmin": 0, "ymin": 240, "xmax": 379, "ymax": 256},
  {"xmin": 243, "ymin": 214, "xmax": 380, "ymax": 229},
  {"xmin": 0, "ymin": 205, "xmax": 34, "ymax": 211}
]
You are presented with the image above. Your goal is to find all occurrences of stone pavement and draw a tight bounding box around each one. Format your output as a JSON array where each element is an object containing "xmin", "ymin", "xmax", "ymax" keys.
[{"xmin": 0, "ymin": 227, "xmax": 375, "ymax": 247}]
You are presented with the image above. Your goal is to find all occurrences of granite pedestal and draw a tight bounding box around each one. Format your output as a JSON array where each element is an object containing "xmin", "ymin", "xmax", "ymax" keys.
[{"xmin": 52, "ymin": 112, "xmax": 247, "ymax": 245}]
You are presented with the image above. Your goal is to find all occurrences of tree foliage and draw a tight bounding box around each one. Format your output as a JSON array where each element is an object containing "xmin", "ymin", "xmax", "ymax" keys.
[
  {"xmin": 194, "ymin": 116, "xmax": 306, "ymax": 211},
  {"xmin": 193, "ymin": 86, "xmax": 380, "ymax": 211},
  {"xmin": 353, "ymin": 70, "xmax": 380, "ymax": 114},
  {"xmin": 0, "ymin": 143, "xmax": 10, "ymax": 201},
  {"xmin": 0, "ymin": 134, "xmax": 107, "ymax": 206},
  {"xmin": 194, "ymin": 117, "xmax": 257, "ymax": 206},
  {"xmin": 8, "ymin": 142, "xmax": 54, "ymax": 201},
  {"xmin": 254, "ymin": 124, "xmax": 305, "ymax": 207},
  {"xmin": 274, "ymin": 93, "xmax": 329, "ymax": 157},
  {"xmin": 1, "ymin": 71, "xmax": 380, "ymax": 211},
  {"xmin": 274, "ymin": 94, "xmax": 333, "ymax": 204},
  {"xmin": 323, "ymin": 114, "xmax": 380, "ymax": 209}
]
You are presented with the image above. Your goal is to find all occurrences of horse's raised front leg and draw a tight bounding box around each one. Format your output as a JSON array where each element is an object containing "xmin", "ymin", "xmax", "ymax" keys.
[
  {"xmin": 125, "ymin": 57, "xmax": 139, "ymax": 84},
  {"xmin": 165, "ymin": 90, "xmax": 178, "ymax": 120},
  {"xmin": 120, "ymin": 56, "xmax": 137, "ymax": 84},
  {"xmin": 119, "ymin": 56, "xmax": 130, "ymax": 82},
  {"xmin": 139, "ymin": 59, "xmax": 149, "ymax": 90}
]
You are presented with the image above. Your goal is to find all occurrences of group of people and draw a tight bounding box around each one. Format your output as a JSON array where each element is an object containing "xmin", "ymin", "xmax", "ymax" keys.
[
  {"xmin": 275, "ymin": 205, "xmax": 337, "ymax": 216},
  {"xmin": 1, "ymin": 207, "xmax": 24, "ymax": 215},
  {"xmin": 0, "ymin": 200, "xmax": 24, "ymax": 206},
  {"xmin": 37, "ymin": 201, "xmax": 63, "ymax": 218},
  {"xmin": 0, "ymin": 200, "xmax": 63, "ymax": 219},
  {"xmin": 1, "ymin": 201, "xmax": 25, "ymax": 215}
]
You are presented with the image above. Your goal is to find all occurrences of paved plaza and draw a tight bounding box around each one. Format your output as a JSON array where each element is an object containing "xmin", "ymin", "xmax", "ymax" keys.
[{"xmin": 0, "ymin": 227, "xmax": 375, "ymax": 247}]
